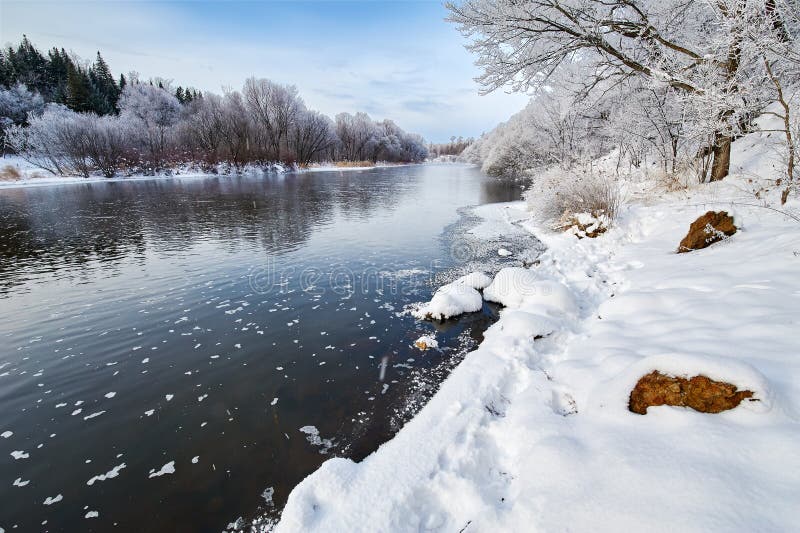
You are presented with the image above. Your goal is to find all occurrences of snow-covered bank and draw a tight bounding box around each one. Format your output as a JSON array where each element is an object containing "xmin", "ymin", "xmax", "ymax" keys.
[
  {"xmin": 0, "ymin": 156, "xmax": 291, "ymax": 189},
  {"xmin": 274, "ymin": 138, "xmax": 800, "ymax": 531},
  {"xmin": 0, "ymin": 156, "xmax": 425, "ymax": 189}
]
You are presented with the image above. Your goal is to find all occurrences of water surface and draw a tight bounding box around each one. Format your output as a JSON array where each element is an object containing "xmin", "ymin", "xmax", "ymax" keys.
[{"xmin": 0, "ymin": 164, "xmax": 525, "ymax": 532}]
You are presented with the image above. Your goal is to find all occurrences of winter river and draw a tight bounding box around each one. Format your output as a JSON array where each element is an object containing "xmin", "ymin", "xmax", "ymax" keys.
[{"xmin": 0, "ymin": 164, "xmax": 529, "ymax": 532}]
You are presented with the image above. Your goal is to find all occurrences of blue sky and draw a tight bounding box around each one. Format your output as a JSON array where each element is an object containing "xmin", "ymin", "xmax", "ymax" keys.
[{"xmin": 0, "ymin": 0, "xmax": 530, "ymax": 142}]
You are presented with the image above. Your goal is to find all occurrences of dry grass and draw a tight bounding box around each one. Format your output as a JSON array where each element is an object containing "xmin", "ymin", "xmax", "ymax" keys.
[
  {"xmin": 0, "ymin": 165, "xmax": 22, "ymax": 181},
  {"xmin": 334, "ymin": 161, "xmax": 375, "ymax": 168}
]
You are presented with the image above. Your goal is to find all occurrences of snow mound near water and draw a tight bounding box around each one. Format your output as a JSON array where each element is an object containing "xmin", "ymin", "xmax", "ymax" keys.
[
  {"xmin": 484, "ymin": 267, "xmax": 577, "ymax": 315},
  {"xmin": 453, "ymin": 271, "xmax": 493, "ymax": 290},
  {"xmin": 411, "ymin": 282, "xmax": 483, "ymax": 321}
]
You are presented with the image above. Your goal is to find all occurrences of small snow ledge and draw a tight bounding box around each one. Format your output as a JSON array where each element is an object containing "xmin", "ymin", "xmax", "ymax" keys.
[
  {"xmin": 411, "ymin": 282, "xmax": 483, "ymax": 321},
  {"xmin": 484, "ymin": 267, "xmax": 577, "ymax": 316}
]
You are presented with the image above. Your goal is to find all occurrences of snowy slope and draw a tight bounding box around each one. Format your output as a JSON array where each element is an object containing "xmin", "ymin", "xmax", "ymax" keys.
[{"xmin": 274, "ymin": 132, "xmax": 800, "ymax": 532}]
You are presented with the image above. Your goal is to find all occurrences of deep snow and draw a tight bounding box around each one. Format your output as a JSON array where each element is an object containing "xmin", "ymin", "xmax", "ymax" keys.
[{"xmin": 273, "ymin": 129, "xmax": 800, "ymax": 532}]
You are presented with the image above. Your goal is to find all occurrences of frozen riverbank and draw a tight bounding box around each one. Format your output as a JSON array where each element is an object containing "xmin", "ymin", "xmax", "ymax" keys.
[
  {"xmin": 0, "ymin": 156, "xmax": 413, "ymax": 189},
  {"xmin": 273, "ymin": 145, "xmax": 800, "ymax": 530}
]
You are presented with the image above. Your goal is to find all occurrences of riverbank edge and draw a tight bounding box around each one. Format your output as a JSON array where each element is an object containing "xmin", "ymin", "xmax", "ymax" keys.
[
  {"xmin": 0, "ymin": 156, "xmax": 418, "ymax": 189},
  {"xmin": 272, "ymin": 162, "xmax": 800, "ymax": 531}
]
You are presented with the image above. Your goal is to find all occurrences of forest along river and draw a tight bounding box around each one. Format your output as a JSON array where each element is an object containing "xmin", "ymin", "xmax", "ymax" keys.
[{"xmin": 0, "ymin": 164, "xmax": 539, "ymax": 532}]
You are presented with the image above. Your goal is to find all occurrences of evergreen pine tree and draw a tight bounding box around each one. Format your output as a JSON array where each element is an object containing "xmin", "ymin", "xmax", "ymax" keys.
[
  {"xmin": 66, "ymin": 62, "xmax": 92, "ymax": 112},
  {"xmin": 90, "ymin": 51, "xmax": 119, "ymax": 114},
  {"xmin": 175, "ymin": 86, "xmax": 185, "ymax": 103}
]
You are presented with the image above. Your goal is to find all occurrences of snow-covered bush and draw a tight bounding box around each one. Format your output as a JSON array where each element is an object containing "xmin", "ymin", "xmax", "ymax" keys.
[
  {"xmin": 525, "ymin": 169, "xmax": 622, "ymax": 232},
  {"xmin": 0, "ymin": 83, "xmax": 45, "ymax": 144},
  {"xmin": 118, "ymin": 83, "xmax": 183, "ymax": 172}
]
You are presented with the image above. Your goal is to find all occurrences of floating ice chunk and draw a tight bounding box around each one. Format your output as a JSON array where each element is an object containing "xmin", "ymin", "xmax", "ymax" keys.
[
  {"xmin": 498, "ymin": 248, "xmax": 513, "ymax": 257},
  {"xmin": 13, "ymin": 477, "xmax": 29, "ymax": 487},
  {"xmin": 148, "ymin": 461, "xmax": 175, "ymax": 478},
  {"xmin": 144, "ymin": 409, "xmax": 155, "ymax": 417},
  {"xmin": 83, "ymin": 411, "xmax": 106, "ymax": 421},
  {"xmin": 262, "ymin": 486, "xmax": 275, "ymax": 505},
  {"xmin": 414, "ymin": 335, "xmax": 438, "ymax": 351},
  {"xmin": 299, "ymin": 426, "xmax": 334, "ymax": 453},
  {"xmin": 271, "ymin": 398, "xmax": 279, "ymax": 406},
  {"xmin": 104, "ymin": 392, "xmax": 116, "ymax": 399},
  {"xmin": 11, "ymin": 450, "xmax": 29, "ymax": 460},
  {"xmin": 87, "ymin": 463, "xmax": 126, "ymax": 485},
  {"xmin": 165, "ymin": 394, "xmax": 174, "ymax": 401},
  {"xmin": 43, "ymin": 494, "xmax": 63, "ymax": 505},
  {"xmin": 85, "ymin": 511, "xmax": 99, "ymax": 519},
  {"xmin": 191, "ymin": 456, "xmax": 199, "ymax": 464},
  {"xmin": 1, "ymin": 430, "xmax": 12, "ymax": 438}
]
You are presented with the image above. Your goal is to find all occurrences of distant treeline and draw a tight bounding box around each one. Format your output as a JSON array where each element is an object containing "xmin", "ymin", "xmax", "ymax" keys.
[
  {"xmin": 0, "ymin": 36, "xmax": 428, "ymax": 177},
  {"xmin": 428, "ymin": 136, "xmax": 474, "ymax": 158}
]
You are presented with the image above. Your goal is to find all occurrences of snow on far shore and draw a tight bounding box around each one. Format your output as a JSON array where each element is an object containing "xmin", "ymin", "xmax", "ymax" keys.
[
  {"xmin": 275, "ymin": 131, "xmax": 800, "ymax": 532},
  {"xmin": 0, "ymin": 156, "xmax": 419, "ymax": 189}
]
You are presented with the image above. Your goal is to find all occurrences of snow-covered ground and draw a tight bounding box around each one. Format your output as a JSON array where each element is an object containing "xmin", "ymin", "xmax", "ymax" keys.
[{"xmin": 274, "ymin": 130, "xmax": 800, "ymax": 531}]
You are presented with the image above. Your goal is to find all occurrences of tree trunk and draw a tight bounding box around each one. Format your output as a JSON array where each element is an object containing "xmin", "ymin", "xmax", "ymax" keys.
[{"xmin": 710, "ymin": 133, "xmax": 732, "ymax": 182}]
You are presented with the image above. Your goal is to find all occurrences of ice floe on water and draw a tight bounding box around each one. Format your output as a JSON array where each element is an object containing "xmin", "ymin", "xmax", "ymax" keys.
[
  {"xmin": 148, "ymin": 461, "xmax": 176, "ymax": 478},
  {"xmin": 261, "ymin": 486, "xmax": 275, "ymax": 505},
  {"xmin": 43, "ymin": 494, "xmax": 62, "ymax": 505},
  {"xmin": 87, "ymin": 463, "xmax": 126, "ymax": 485},
  {"xmin": 85, "ymin": 511, "xmax": 99, "ymax": 519},
  {"xmin": 10, "ymin": 450, "xmax": 29, "ymax": 460},
  {"xmin": 299, "ymin": 426, "xmax": 334, "ymax": 454},
  {"xmin": 1, "ymin": 430, "xmax": 12, "ymax": 438},
  {"xmin": 413, "ymin": 335, "xmax": 438, "ymax": 351},
  {"xmin": 13, "ymin": 477, "xmax": 30, "ymax": 487}
]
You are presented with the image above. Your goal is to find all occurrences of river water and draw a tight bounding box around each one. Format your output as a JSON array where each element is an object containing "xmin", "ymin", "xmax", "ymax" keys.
[{"xmin": 0, "ymin": 164, "xmax": 528, "ymax": 532}]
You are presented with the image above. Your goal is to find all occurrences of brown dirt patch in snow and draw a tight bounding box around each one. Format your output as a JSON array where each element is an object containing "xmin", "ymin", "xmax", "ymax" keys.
[
  {"xmin": 629, "ymin": 371, "xmax": 754, "ymax": 415},
  {"xmin": 677, "ymin": 211, "xmax": 737, "ymax": 253}
]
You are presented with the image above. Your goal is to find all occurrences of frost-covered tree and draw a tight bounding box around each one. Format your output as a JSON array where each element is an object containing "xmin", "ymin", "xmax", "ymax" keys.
[
  {"xmin": 243, "ymin": 78, "xmax": 304, "ymax": 162},
  {"xmin": 118, "ymin": 83, "xmax": 182, "ymax": 171},
  {"xmin": 218, "ymin": 91, "xmax": 252, "ymax": 170},
  {"xmin": 336, "ymin": 112, "xmax": 378, "ymax": 161},
  {"xmin": 182, "ymin": 93, "xmax": 225, "ymax": 164},
  {"xmin": 290, "ymin": 110, "xmax": 337, "ymax": 166},
  {"xmin": 0, "ymin": 83, "xmax": 45, "ymax": 153},
  {"xmin": 447, "ymin": 0, "xmax": 799, "ymax": 181}
]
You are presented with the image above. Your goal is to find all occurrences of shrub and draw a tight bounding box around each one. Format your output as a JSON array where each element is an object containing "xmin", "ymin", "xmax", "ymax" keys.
[{"xmin": 525, "ymin": 169, "xmax": 622, "ymax": 233}]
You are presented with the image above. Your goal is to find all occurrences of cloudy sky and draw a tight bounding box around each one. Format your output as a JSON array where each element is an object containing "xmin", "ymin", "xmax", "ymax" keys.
[{"xmin": 0, "ymin": 0, "xmax": 530, "ymax": 142}]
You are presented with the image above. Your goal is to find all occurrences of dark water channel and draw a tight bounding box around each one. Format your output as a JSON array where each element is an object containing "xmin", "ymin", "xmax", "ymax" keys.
[{"xmin": 0, "ymin": 164, "xmax": 526, "ymax": 532}]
